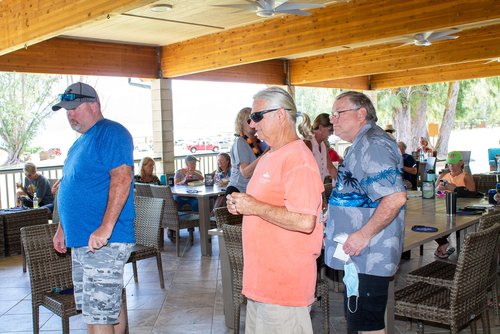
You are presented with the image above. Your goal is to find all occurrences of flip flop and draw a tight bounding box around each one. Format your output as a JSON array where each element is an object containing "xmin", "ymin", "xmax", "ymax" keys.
[{"xmin": 434, "ymin": 247, "xmax": 455, "ymax": 259}]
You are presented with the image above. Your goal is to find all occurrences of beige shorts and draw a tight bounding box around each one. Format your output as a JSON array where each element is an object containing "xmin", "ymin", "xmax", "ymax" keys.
[{"xmin": 245, "ymin": 299, "xmax": 313, "ymax": 334}]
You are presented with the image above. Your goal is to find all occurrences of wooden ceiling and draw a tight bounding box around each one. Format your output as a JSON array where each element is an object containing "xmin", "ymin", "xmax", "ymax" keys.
[{"xmin": 0, "ymin": 0, "xmax": 499, "ymax": 89}]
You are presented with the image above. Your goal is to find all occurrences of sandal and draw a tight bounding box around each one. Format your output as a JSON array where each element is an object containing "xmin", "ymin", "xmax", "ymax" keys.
[{"xmin": 434, "ymin": 247, "xmax": 455, "ymax": 259}]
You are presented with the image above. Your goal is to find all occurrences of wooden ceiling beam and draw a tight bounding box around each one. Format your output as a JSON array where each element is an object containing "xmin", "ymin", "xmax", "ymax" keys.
[
  {"xmin": 371, "ymin": 61, "xmax": 500, "ymax": 89},
  {"xmin": 295, "ymin": 76, "xmax": 370, "ymax": 90},
  {"xmin": 290, "ymin": 25, "xmax": 500, "ymax": 85},
  {"xmin": 0, "ymin": 0, "xmax": 156, "ymax": 56},
  {"xmin": 161, "ymin": 0, "xmax": 500, "ymax": 77},
  {"xmin": 0, "ymin": 38, "xmax": 158, "ymax": 78},
  {"xmin": 173, "ymin": 60, "xmax": 285, "ymax": 85}
]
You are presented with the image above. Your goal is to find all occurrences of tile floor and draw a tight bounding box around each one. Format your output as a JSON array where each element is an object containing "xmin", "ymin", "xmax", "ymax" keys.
[{"xmin": 0, "ymin": 231, "xmax": 498, "ymax": 333}]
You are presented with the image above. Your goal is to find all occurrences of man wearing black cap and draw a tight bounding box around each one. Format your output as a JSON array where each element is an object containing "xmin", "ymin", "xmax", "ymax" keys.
[{"xmin": 52, "ymin": 82, "xmax": 134, "ymax": 334}]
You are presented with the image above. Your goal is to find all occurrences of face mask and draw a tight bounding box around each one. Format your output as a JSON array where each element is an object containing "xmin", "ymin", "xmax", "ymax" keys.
[{"xmin": 343, "ymin": 261, "xmax": 359, "ymax": 313}]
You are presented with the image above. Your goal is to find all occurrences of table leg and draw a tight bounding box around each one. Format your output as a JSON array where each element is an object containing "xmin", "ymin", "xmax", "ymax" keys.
[{"xmin": 198, "ymin": 197, "xmax": 212, "ymax": 256}]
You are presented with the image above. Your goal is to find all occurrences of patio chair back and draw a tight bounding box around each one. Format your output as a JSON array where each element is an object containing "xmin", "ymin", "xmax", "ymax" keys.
[
  {"xmin": 21, "ymin": 223, "xmax": 76, "ymax": 334},
  {"xmin": 135, "ymin": 183, "xmax": 153, "ymax": 197},
  {"xmin": 213, "ymin": 206, "xmax": 242, "ymax": 229},
  {"xmin": 127, "ymin": 196, "xmax": 165, "ymax": 288}
]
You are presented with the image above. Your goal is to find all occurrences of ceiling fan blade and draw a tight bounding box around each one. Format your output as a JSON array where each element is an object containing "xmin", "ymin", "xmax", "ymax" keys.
[
  {"xmin": 421, "ymin": 31, "xmax": 433, "ymax": 40},
  {"xmin": 428, "ymin": 28, "xmax": 461, "ymax": 40},
  {"xmin": 275, "ymin": 2, "xmax": 325, "ymax": 11},
  {"xmin": 211, "ymin": 4, "xmax": 257, "ymax": 11},
  {"xmin": 430, "ymin": 35, "xmax": 459, "ymax": 42},
  {"xmin": 257, "ymin": 0, "xmax": 274, "ymax": 10},
  {"xmin": 275, "ymin": 9, "xmax": 312, "ymax": 16}
]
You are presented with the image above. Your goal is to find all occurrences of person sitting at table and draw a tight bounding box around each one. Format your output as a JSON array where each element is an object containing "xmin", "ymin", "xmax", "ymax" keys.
[
  {"xmin": 433, "ymin": 150, "xmax": 476, "ymax": 259},
  {"xmin": 134, "ymin": 156, "xmax": 161, "ymax": 185},
  {"xmin": 416, "ymin": 136, "xmax": 434, "ymax": 156},
  {"xmin": 16, "ymin": 162, "xmax": 54, "ymax": 212},
  {"xmin": 398, "ymin": 141, "xmax": 417, "ymax": 190},
  {"xmin": 298, "ymin": 113, "xmax": 338, "ymax": 183},
  {"xmin": 211, "ymin": 152, "xmax": 232, "ymax": 212},
  {"xmin": 174, "ymin": 155, "xmax": 204, "ymax": 211},
  {"xmin": 212, "ymin": 152, "xmax": 231, "ymax": 186}
]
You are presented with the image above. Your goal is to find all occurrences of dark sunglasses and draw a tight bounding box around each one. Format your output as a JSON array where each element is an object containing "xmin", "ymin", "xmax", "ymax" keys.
[
  {"xmin": 58, "ymin": 93, "xmax": 95, "ymax": 102},
  {"xmin": 249, "ymin": 107, "xmax": 290, "ymax": 123}
]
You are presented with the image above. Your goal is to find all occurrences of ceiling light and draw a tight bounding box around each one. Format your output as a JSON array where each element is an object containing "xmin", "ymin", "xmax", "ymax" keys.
[{"xmin": 150, "ymin": 4, "xmax": 173, "ymax": 12}]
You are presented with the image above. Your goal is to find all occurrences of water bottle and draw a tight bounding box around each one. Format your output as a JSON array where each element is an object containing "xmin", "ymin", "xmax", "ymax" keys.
[
  {"xmin": 419, "ymin": 148, "xmax": 424, "ymax": 162},
  {"xmin": 33, "ymin": 192, "xmax": 39, "ymax": 209}
]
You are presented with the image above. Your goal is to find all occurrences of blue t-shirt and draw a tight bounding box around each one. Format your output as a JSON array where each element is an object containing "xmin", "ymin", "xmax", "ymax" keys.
[
  {"xmin": 58, "ymin": 119, "xmax": 136, "ymax": 247},
  {"xmin": 324, "ymin": 122, "xmax": 406, "ymax": 277}
]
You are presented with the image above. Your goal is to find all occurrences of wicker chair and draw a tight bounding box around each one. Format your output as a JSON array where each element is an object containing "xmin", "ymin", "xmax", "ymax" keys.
[
  {"xmin": 127, "ymin": 196, "xmax": 165, "ymax": 288},
  {"xmin": 405, "ymin": 212, "xmax": 500, "ymax": 325},
  {"xmin": 135, "ymin": 183, "xmax": 153, "ymax": 197},
  {"xmin": 219, "ymin": 209, "xmax": 330, "ymax": 334},
  {"xmin": 21, "ymin": 223, "xmax": 77, "ymax": 334},
  {"xmin": 150, "ymin": 185, "xmax": 199, "ymax": 256},
  {"xmin": 395, "ymin": 223, "xmax": 500, "ymax": 333},
  {"xmin": 472, "ymin": 174, "xmax": 498, "ymax": 194}
]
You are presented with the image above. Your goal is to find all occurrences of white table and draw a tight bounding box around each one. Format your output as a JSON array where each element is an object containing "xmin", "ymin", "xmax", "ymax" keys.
[{"xmin": 171, "ymin": 184, "xmax": 225, "ymax": 256}]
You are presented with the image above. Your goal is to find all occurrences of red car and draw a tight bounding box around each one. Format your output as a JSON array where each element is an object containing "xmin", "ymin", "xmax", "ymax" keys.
[{"xmin": 186, "ymin": 141, "xmax": 219, "ymax": 153}]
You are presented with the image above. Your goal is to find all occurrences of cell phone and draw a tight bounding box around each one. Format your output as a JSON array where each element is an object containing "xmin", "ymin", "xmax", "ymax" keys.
[{"xmin": 440, "ymin": 180, "xmax": 447, "ymax": 185}]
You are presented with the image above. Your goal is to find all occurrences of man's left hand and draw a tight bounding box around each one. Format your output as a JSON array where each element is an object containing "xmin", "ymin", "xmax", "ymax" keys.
[
  {"xmin": 343, "ymin": 230, "xmax": 370, "ymax": 257},
  {"xmin": 88, "ymin": 225, "xmax": 112, "ymax": 253},
  {"xmin": 226, "ymin": 192, "xmax": 256, "ymax": 215}
]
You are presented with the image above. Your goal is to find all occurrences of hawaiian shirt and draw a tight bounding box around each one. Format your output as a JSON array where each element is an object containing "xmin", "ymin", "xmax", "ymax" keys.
[{"xmin": 324, "ymin": 121, "xmax": 406, "ymax": 277}]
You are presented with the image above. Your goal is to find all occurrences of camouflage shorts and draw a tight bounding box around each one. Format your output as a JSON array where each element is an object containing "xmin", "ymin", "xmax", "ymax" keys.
[{"xmin": 72, "ymin": 243, "xmax": 133, "ymax": 325}]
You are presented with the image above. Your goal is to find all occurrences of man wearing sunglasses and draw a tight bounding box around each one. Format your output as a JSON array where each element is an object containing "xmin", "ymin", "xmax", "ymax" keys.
[
  {"xmin": 227, "ymin": 87, "xmax": 324, "ymax": 333},
  {"xmin": 52, "ymin": 82, "xmax": 134, "ymax": 334},
  {"xmin": 324, "ymin": 91, "xmax": 406, "ymax": 334}
]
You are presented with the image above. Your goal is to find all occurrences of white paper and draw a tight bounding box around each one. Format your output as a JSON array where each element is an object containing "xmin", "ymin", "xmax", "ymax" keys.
[{"xmin": 333, "ymin": 233, "xmax": 350, "ymax": 262}]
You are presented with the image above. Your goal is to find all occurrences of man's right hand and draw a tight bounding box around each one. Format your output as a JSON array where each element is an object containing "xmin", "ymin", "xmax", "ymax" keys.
[{"xmin": 53, "ymin": 224, "xmax": 67, "ymax": 253}]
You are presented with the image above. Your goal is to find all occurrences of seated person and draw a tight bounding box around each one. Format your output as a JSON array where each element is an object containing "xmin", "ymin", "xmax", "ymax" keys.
[
  {"xmin": 134, "ymin": 156, "xmax": 161, "ymax": 185},
  {"xmin": 213, "ymin": 152, "xmax": 231, "ymax": 186},
  {"xmin": 212, "ymin": 153, "xmax": 232, "ymax": 212},
  {"xmin": 174, "ymin": 155, "xmax": 204, "ymax": 211},
  {"xmin": 16, "ymin": 162, "xmax": 54, "ymax": 212},
  {"xmin": 434, "ymin": 151, "xmax": 476, "ymax": 259},
  {"xmin": 398, "ymin": 141, "xmax": 417, "ymax": 189},
  {"xmin": 416, "ymin": 137, "xmax": 434, "ymax": 156}
]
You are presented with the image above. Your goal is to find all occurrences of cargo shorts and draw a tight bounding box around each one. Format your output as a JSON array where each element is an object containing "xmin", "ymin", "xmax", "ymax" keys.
[{"xmin": 71, "ymin": 243, "xmax": 133, "ymax": 325}]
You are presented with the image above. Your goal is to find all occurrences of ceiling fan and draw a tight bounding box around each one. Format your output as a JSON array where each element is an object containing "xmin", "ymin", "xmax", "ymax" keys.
[
  {"xmin": 213, "ymin": 0, "xmax": 325, "ymax": 17},
  {"xmin": 397, "ymin": 28, "xmax": 461, "ymax": 47}
]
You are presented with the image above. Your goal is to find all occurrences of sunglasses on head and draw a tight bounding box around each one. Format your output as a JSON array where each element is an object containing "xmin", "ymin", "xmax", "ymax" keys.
[
  {"xmin": 58, "ymin": 93, "xmax": 95, "ymax": 102},
  {"xmin": 249, "ymin": 107, "xmax": 291, "ymax": 123}
]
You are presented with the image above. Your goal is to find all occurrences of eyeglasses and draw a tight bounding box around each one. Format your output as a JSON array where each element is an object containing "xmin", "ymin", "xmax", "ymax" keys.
[
  {"xmin": 58, "ymin": 93, "xmax": 95, "ymax": 102},
  {"xmin": 330, "ymin": 107, "xmax": 361, "ymax": 120},
  {"xmin": 249, "ymin": 107, "xmax": 290, "ymax": 123}
]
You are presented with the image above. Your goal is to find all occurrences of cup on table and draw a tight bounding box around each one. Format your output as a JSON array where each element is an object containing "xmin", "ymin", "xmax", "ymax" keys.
[
  {"xmin": 445, "ymin": 192, "xmax": 457, "ymax": 215},
  {"xmin": 488, "ymin": 189, "xmax": 498, "ymax": 205}
]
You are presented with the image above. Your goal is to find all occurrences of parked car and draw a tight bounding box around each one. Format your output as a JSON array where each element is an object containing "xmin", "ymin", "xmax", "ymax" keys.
[{"xmin": 186, "ymin": 141, "xmax": 219, "ymax": 153}]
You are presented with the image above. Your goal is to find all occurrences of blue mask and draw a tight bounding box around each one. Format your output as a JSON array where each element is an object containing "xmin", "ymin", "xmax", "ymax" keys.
[{"xmin": 343, "ymin": 261, "xmax": 359, "ymax": 313}]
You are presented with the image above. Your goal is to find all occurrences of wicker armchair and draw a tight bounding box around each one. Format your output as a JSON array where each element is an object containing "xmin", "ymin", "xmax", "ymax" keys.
[
  {"xmin": 405, "ymin": 212, "xmax": 500, "ymax": 325},
  {"xmin": 127, "ymin": 196, "xmax": 165, "ymax": 288},
  {"xmin": 21, "ymin": 223, "xmax": 77, "ymax": 334},
  {"xmin": 135, "ymin": 183, "xmax": 153, "ymax": 197},
  {"xmin": 395, "ymin": 223, "xmax": 500, "ymax": 333},
  {"xmin": 219, "ymin": 209, "xmax": 330, "ymax": 334},
  {"xmin": 2, "ymin": 208, "xmax": 50, "ymax": 273},
  {"xmin": 150, "ymin": 185, "xmax": 200, "ymax": 256}
]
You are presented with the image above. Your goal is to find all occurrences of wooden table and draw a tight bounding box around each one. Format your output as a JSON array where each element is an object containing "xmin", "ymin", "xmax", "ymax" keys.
[
  {"xmin": 171, "ymin": 185, "xmax": 225, "ymax": 256},
  {"xmin": 386, "ymin": 196, "xmax": 497, "ymax": 334}
]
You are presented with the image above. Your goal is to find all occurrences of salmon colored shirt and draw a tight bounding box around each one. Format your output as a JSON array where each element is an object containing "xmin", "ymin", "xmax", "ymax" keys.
[
  {"xmin": 242, "ymin": 140, "xmax": 324, "ymax": 306},
  {"xmin": 442, "ymin": 172, "xmax": 466, "ymax": 187}
]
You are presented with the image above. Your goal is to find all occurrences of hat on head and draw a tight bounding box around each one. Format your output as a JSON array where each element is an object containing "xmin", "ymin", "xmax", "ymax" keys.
[
  {"xmin": 185, "ymin": 155, "xmax": 199, "ymax": 163},
  {"xmin": 384, "ymin": 124, "xmax": 395, "ymax": 133},
  {"xmin": 446, "ymin": 151, "xmax": 463, "ymax": 164},
  {"xmin": 52, "ymin": 82, "xmax": 99, "ymax": 111}
]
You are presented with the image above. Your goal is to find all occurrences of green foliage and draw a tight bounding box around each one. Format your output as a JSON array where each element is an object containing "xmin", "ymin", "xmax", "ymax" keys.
[
  {"xmin": 295, "ymin": 86, "xmax": 344, "ymax": 120},
  {"xmin": 0, "ymin": 72, "xmax": 61, "ymax": 165}
]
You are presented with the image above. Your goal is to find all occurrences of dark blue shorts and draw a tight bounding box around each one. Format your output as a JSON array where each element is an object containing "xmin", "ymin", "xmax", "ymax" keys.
[{"xmin": 344, "ymin": 273, "xmax": 390, "ymax": 332}]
